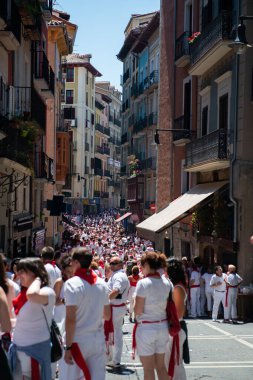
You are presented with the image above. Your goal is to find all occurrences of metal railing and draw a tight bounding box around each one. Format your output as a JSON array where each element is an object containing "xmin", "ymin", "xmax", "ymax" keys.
[
  {"xmin": 101, "ymin": 191, "xmax": 109, "ymax": 198},
  {"xmin": 95, "ymin": 123, "xmax": 110, "ymax": 136},
  {"xmin": 149, "ymin": 70, "xmax": 159, "ymax": 86},
  {"xmin": 31, "ymin": 87, "xmax": 46, "ymax": 130},
  {"xmin": 123, "ymin": 68, "xmax": 130, "ymax": 84},
  {"xmin": 96, "ymin": 145, "xmax": 110, "ymax": 155},
  {"xmin": 173, "ymin": 115, "xmax": 195, "ymax": 142},
  {"xmin": 133, "ymin": 116, "xmax": 148, "ymax": 134},
  {"xmin": 190, "ymin": 11, "xmax": 232, "ymax": 66},
  {"xmin": 94, "ymin": 168, "xmax": 103, "ymax": 176},
  {"xmin": 185, "ymin": 129, "xmax": 230, "ymax": 167},
  {"xmin": 175, "ymin": 31, "xmax": 191, "ymax": 62},
  {"xmin": 148, "ymin": 112, "xmax": 158, "ymax": 126},
  {"xmin": 33, "ymin": 50, "xmax": 55, "ymax": 94}
]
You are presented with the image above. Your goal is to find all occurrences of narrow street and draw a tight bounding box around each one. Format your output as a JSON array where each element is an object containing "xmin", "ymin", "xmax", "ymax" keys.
[{"xmin": 106, "ymin": 317, "xmax": 253, "ymax": 380}]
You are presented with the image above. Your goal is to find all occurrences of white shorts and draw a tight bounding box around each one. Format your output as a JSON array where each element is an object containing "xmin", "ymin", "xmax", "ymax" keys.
[{"xmin": 136, "ymin": 322, "xmax": 169, "ymax": 356}]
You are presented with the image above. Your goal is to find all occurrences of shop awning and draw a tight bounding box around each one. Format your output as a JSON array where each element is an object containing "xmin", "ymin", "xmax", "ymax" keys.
[
  {"xmin": 137, "ymin": 181, "xmax": 228, "ymax": 241},
  {"xmin": 115, "ymin": 212, "xmax": 132, "ymax": 223}
]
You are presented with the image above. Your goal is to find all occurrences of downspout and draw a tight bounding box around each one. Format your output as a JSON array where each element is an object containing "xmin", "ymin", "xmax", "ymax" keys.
[{"xmin": 229, "ymin": 47, "xmax": 239, "ymax": 245}]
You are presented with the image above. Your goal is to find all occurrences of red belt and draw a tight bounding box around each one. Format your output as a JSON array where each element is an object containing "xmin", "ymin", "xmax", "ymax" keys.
[
  {"xmin": 71, "ymin": 343, "xmax": 91, "ymax": 380},
  {"xmin": 225, "ymin": 285, "xmax": 238, "ymax": 307},
  {"xmin": 132, "ymin": 319, "xmax": 167, "ymax": 359},
  {"xmin": 112, "ymin": 303, "xmax": 126, "ymax": 307},
  {"xmin": 190, "ymin": 285, "xmax": 200, "ymax": 288}
]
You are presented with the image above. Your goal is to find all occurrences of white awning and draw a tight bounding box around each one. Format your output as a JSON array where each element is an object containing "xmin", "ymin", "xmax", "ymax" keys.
[
  {"xmin": 137, "ymin": 181, "xmax": 228, "ymax": 241},
  {"xmin": 115, "ymin": 212, "xmax": 132, "ymax": 223}
]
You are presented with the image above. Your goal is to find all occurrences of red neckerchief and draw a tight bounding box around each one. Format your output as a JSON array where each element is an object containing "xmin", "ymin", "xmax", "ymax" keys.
[
  {"xmin": 75, "ymin": 268, "xmax": 98, "ymax": 285},
  {"xmin": 145, "ymin": 272, "xmax": 161, "ymax": 278},
  {"xmin": 133, "ymin": 274, "xmax": 140, "ymax": 281},
  {"xmin": 44, "ymin": 260, "xmax": 56, "ymax": 267},
  {"xmin": 13, "ymin": 287, "xmax": 28, "ymax": 315}
]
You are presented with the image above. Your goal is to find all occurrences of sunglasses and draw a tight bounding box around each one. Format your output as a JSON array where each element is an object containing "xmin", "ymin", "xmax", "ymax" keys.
[{"xmin": 110, "ymin": 262, "xmax": 119, "ymax": 266}]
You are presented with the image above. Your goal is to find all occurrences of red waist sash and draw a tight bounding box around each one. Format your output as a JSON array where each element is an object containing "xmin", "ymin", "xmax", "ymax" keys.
[
  {"xmin": 190, "ymin": 284, "xmax": 200, "ymax": 288},
  {"xmin": 71, "ymin": 343, "xmax": 91, "ymax": 380},
  {"xmin": 104, "ymin": 303, "xmax": 126, "ymax": 353}
]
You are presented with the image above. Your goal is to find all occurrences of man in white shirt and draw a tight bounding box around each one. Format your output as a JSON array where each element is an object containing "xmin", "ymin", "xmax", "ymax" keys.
[
  {"xmin": 210, "ymin": 265, "xmax": 227, "ymax": 321},
  {"xmin": 107, "ymin": 256, "xmax": 130, "ymax": 368},
  {"xmin": 60, "ymin": 247, "xmax": 110, "ymax": 380},
  {"xmin": 190, "ymin": 265, "xmax": 201, "ymax": 318},
  {"xmin": 41, "ymin": 246, "xmax": 61, "ymax": 288}
]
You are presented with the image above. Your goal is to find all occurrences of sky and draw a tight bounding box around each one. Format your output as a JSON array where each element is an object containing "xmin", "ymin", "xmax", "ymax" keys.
[{"xmin": 56, "ymin": 0, "xmax": 160, "ymax": 91}]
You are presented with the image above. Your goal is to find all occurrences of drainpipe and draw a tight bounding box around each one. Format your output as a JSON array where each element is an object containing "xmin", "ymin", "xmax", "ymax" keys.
[{"xmin": 229, "ymin": 52, "xmax": 239, "ymax": 245}]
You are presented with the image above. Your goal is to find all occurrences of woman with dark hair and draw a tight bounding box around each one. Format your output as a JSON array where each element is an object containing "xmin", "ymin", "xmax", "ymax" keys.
[
  {"xmin": 12, "ymin": 257, "xmax": 56, "ymax": 380},
  {"xmin": 128, "ymin": 265, "xmax": 140, "ymax": 323},
  {"xmin": 133, "ymin": 251, "xmax": 172, "ymax": 380},
  {"xmin": 0, "ymin": 254, "xmax": 18, "ymax": 317},
  {"xmin": 165, "ymin": 258, "xmax": 189, "ymax": 380}
]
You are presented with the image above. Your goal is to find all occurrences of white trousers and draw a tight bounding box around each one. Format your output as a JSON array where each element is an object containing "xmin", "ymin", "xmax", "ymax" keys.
[
  {"xmin": 205, "ymin": 290, "xmax": 214, "ymax": 312},
  {"xmin": 112, "ymin": 306, "xmax": 126, "ymax": 364},
  {"xmin": 212, "ymin": 290, "xmax": 226, "ymax": 319},
  {"xmin": 225, "ymin": 288, "xmax": 238, "ymax": 319},
  {"xmin": 58, "ymin": 332, "xmax": 106, "ymax": 380},
  {"xmin": 190, "ymin": 287, "xmax": 200, "ymax": 317},
  {"xmin": 128, "ymin": 287, "xmax": 135, "ymax": 315},
  {"xmin": 200, "ymin": 285, "xmax": 206, "ymax": 316},
  {"xmin": 165, "ymin": 328, "xmax": 187, "ymax": 380}
]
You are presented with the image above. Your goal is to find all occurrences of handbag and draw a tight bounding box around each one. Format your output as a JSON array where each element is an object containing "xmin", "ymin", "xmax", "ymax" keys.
[{"xmin": 42, "ymin": 308, "xmax": 63, "ymax": 363}]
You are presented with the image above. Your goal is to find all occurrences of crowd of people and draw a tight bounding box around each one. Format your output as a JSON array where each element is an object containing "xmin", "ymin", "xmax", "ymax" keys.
[{"xmin": 0, "ymin": 209, "xmax": 243, "ymax": 380}]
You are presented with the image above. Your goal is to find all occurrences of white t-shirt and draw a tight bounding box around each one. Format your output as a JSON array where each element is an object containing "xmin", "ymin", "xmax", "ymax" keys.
[
  {"xmin": 107, "ymin": 269, "xmax": 130, "ymax": 305},
  {"xmin": 210, "ymin": 273, "xmax": 226, "ymax": 291},
  {"xmin": 135, "ymin": 276, "xmax": 172, "ymax": 322},
  {"xmin": 64, "ymin": 275, "xmax": 109, "ymax": 342},
  {"xmin": 226, "ymin": 273, "xmax": 242, "ymax": 286},
  {"xmin": 190, "ymin": 270, "xmax": 201, "ymax": 286},
  {"xmin": 201, "ymin": 273, "xmax": 213, "ymax": 292},
  {"xmin": 13, "ymin": 287, "xmax": 55, "ymax": 346},
  {"xmin": 45, "ymin": 263, "xmax": 61, "ymax": 288}
]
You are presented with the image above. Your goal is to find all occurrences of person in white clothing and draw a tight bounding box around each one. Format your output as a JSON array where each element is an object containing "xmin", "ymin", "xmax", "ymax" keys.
[
  {"xmin": 106, "ymin": 256, "xmax": 130, "ymax": 368},
  {"xmin": 224, "ymin": 264, "xmax": 243, "ymax": 323},
  {"xmin": 201, "ymin": 267, "xmax": 214, "ymax": 317},
  {"xmin": 189, "ymin": 265, "xmax": 201, "ymax": 318},
  {"xmin": 41, "ymin": 246, "xmax": 61, "ymax": 288},
  {"xmin": 210, "ymin": 266, "xmax": 227, "ymax": 321},
  {"xmin": 134, "ymin": 252, "xmax": 171, "ymax": 380},
  {"xmin": 59, "ymin": 247, "xmax": 111, "ymax": 380}
]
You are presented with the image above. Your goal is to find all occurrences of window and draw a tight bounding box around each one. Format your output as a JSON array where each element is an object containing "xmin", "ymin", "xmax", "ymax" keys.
[
  {"xmin": 23, "ymin": 187, "xmax": 27, "ymax": 210},
  {"xmin": 184, "ymin": 1, "xmax": 193, "ymax": 33},
  {"xmin": 184, "ymin": 80, "xmax": 191, "ymax": 130},
  {"xmin": 66, "ymin": 90, "xmax": 73, "ymax": 104},
  {"xmin": 66, "ymin": 67, "xmax": 74, "ymax": 82},
  {"xmin": 201, "ymin": 106, "xmax": 208, "ymax": 136},
  {"xmin": 64, "ymin": 107, "xmax": 75, "ymax": 119},
  {"xmin": 202, "ymin": 0, "xmax": 212, "ymax": 29},
  {"xmin": 86, "ymin": 92, "xmax": 88, "ymax": 107},
  {"xmin": 219, "ymin": 94, "xmax": 228, "ymax": 130},
  {"xmin": 86, "ymin": 70, "xmax": 89, "ymax": 85}
]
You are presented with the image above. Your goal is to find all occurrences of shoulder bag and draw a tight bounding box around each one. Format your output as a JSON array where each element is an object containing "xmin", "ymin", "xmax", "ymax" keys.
[{"xmin": 42, "ymin": 308, "xmax": 63, "ymax": 363}]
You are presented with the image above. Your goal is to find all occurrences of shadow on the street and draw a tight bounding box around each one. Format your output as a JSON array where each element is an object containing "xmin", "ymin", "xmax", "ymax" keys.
[{"xmin": 106, "ymin": 366, "xmax": 135, "ymax": 375}]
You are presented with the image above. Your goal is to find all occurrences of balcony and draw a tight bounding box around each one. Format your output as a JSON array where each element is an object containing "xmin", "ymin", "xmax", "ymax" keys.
[
  {"xmin": 173, "ymin": 115, "xmax": 195, "ymax": 146},
  {"xmin": 149, "ymin": 70, "xmax": 159, "ymax": 86},
  {"xmin": 0, "ymin": 0, "xmax": 21, "ymax": 49},
  {"xmin": 175, "ymin": 31, "xmax": 191, "ymax": 67},
  {"xmin": 39, "ymin": 0, "xmax": 53, "ymax": 21},
  {"xmin": 101, "ymin": 191, "xmax": 109, "ymax": 199},
  {"xmin": 33, "ymin": 50, "xmax": 55, "ymax": 100},
  {"xmin": 189, "ymin": 11, "xmax": 232, "ymax": 76},
  {"xmin": 131, "ymin": 83, "xmax": 138, "ymax": 98},
  {"xmin": 144, "ymin": 157, "xmax": 157, "ymax": 170},
  {"xmin": 31, "ymin": 87, "xmax": 46, "ymax": 131},
  {"xmin": 120, "ymin": 165, "xmax": 127, "ymax": 177},
  {"xmin": 133, "ymin": 116, "xmax": 148, "ymax": 135},
  {"xmin": 0, "ymin": 80, "xmax": 31, "ymax": 120},
  {"xmin": 185, "ymin": 129, "xmax": 230, "ymax": 172},
  {"xmin": 121, "ymin": 132, "xmax": 128, "ymax": 145},
  {"xmin": 94, "ymin": 190, "xmax": 101, "ymax": 198},
  {"xmin": 95, "ymin": 99, "xmax": 104, "ymax": 110},
  {"xmin": 94, "ymin": 167, "xmax": 103, "ymax": 176},
  {"xmin": 96, "ymin": 145, "xmax": 110, "ymax": 156},
  {"xmin": 104, "ymin": 170, "xmax": 111, "ymax": 178},
  {"xmin": 148, "ymin": 112, "xmax": 158, "ymax": 126},
  {"xmin": 127, "ymin": 174, "xmax": 144, "ymax": 203},
  {"xmin": 35, "ymin": 151, "xmax": 54, "ymax": 181},
  {"xmin": 123, "ymin": 68, "xmax": 130, "ymax": 84},
  {"xmin": 114, "ymin": 118, "xmax": 121, "ymax": 127},
  {"xmin": 95, "ymin": 123, "xmax": 110, "ymax": 137}
]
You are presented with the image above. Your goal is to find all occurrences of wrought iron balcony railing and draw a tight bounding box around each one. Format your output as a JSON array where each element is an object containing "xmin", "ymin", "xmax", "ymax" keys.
[
  {"xmin": 96, "ymin": 145, "xmax": 110, "ymax": 155},
  {"xmin": 33, "ymin": 50, "xmax": 55, "ymax": 94},
  {"xmin": 31, "ymin": 87, "xmax": 46, "ymax": 130},
  {"xmin": 148, "ymin": 112, "xmax": 158, "ymax": 126},
  {"xmin": 94, "ymin": 190, "xmax": 100, "ymax": 198},
  {"xmin": 94, "ymin": 168, "xmax": 103, "ymax": 176},
  {"xmin": 133, "ymin": 116, "xmax": 148, "ymax": 134},
  {"xmin": 175, "ymin": 31, "xmax": 191, "ymax": 64},
  {"xmin": 123, "ymin": 68, "xmax": 130, "ymax": 84},
  {"xmin": 173, "ymin": 115, "xmax": 195, "ymax": 142},
  {"xmin": 95, "ymin": 123, "xmax": 110, "ymax": 137},
  {"xmin": 185, "ymin": 129, "xmax": 230, "ymax": 168},
  {"xmin": 190, "ymin": 11, "xmax": 232, "ymax": 67},
  {"xmin": 149, "ymin": 70, "xmax": 159, "ymax": 86},
  {"xmin": 101, "ymin": 191, "xmax": 109, "ymax": 198}
]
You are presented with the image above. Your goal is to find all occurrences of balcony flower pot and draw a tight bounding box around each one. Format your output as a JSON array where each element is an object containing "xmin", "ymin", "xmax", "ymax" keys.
[{"xmin": 188, "ymin": 32, "xmax": 201, "ymax": 44}]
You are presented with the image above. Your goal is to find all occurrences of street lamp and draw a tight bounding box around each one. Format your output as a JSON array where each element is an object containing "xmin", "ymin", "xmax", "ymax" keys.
[
  {"xmin": 154, "ymin": 128, "xmax": 192, "ymax": 144},
  {"xmin": 229, "ymin": 15, "xmax": 253, "ymax": 54}
]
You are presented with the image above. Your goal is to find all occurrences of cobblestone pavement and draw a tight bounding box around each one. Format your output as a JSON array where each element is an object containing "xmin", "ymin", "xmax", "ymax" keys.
[{"xmin": 106, "ymin": 317, "xmax": 253, "ymax": 380}]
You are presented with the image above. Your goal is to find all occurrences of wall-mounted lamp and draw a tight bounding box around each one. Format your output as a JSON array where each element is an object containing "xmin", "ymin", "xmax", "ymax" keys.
[{"xmin": 229, "ymin": 16, "xmax": 253, "ymax": 54}]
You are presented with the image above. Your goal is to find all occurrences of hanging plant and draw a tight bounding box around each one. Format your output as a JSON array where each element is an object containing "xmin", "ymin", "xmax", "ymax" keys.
[{"xmin": 188, "ymin": 32, "xmax": 201, "ymax": 44}]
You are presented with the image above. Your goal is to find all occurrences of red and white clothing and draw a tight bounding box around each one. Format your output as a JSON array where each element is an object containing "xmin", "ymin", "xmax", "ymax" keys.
[
  {"xmin": 225, "ymin": 272, "xmax": 243, "ymax": 320},
  {"xmin": 59, "ymin": 272, "xmax": 109, "ymax": 380},
  {"xmin": 135, "ymin": 275, "xmax": 171, "ymax": 356},
  {"xmin": 107, "ymin": 269, "xmax": 129, "ymax": 364},
  {"xmin": 44, "ymin": 262, "xmax": 61, "ymax": 288},
  {"xmin": 201, "ymin": 272, "xmax": 213, "ymax": 312},
  {"xmin": 128, "ymin": 275, "xmax": 140, "ymax": 315}
]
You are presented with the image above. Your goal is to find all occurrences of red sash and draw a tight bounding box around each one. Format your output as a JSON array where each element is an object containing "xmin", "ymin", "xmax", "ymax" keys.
[
  {"xmin": 71, "ymin": 343, "xmax": 91, "ymax": 380},
  {"xmin": 12, "ymin": 287, "xmax": 28, "ymax": 315},
  {"xmin": 145, "ymin": 272, "xmax": 161, "ymax": 278},
  {"xmin": 75, "ymin": 268, "xmax": 98, "ymax": 285},
  {"xmin": 104, "ymin": 303, "xmax": 126, "ymax": 353},
  {"xmin": 190, "ymin": 284, "xmax": 200, "ymax": 288}
]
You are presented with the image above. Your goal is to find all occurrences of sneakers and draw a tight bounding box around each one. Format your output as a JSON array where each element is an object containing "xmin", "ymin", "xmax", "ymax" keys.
[
  {"xmin": 212, "ymin": 319, "xmax": 218, "ymax": 322},
  {"xmin": 222, "ymin": 319, "xmax": 230, "ymax": 324},
  {"xmin": 106, "ymin": 361, "xmax": 121, "ymax": 368}
]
